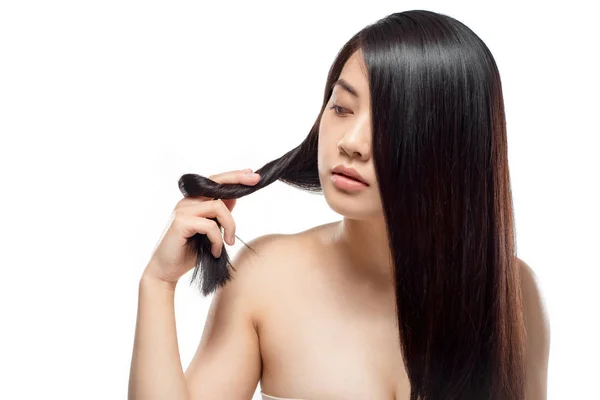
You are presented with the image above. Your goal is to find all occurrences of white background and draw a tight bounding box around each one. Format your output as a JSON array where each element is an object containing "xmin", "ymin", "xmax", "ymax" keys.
[{"xmin": 1, "ymin": 1, "xmax": 598, "ymax": 399}]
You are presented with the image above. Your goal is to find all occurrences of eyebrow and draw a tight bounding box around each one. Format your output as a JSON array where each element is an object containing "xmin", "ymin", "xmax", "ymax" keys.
[{"xmin": 332, "ymin": 78, "xmax": 359, "ymax": 98}]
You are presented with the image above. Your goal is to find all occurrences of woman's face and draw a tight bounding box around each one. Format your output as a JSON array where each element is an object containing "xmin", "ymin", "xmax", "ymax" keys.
[{"xmin": 318, "ymin": 50, "xmax": 383, "ymax": 219}]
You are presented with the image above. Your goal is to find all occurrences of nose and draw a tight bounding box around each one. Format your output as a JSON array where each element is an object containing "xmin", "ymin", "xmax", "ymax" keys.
[{"xmin": 337, "ymin": 115, "xmax": 370, "ymax": 161}]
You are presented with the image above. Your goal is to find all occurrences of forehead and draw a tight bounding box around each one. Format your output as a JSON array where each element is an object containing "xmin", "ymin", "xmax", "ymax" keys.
[{"xmin": 335, "ymin": 50, "xmax": 369, "ymax": 99}]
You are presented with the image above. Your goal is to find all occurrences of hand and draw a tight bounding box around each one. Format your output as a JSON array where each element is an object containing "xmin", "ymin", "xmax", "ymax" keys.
[{"xmin": 142, "ymin": 168, "xmax": 261, "ymax": 285}]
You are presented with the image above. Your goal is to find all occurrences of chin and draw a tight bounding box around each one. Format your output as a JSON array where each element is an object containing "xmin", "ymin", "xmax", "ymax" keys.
[{"xmin": 323, "ymin": 181, "xmax": 381, "ymax": 220}]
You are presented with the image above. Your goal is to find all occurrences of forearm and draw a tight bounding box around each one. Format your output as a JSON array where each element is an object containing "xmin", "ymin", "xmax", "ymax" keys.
[{"xmin": 128, "ymin": 272, "xmax": 190, "ymax": 400}]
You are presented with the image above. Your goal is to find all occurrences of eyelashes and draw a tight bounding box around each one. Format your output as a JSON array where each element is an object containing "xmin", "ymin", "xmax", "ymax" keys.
[{"xmin": 329, "ymin": 103, "xmax": 351, "ymax": 116}]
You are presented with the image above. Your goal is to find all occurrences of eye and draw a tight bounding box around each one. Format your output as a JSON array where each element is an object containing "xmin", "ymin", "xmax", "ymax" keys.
[{"xmin": 329, "ymin": 103, "xmax": 350, "ymax": 116}]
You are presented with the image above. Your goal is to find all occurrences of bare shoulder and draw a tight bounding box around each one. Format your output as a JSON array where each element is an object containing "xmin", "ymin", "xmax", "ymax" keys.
[
  {"xmin": 226, "ymin": 228, "xmax": 318, "ymax": 313},
  {"xmin": 230, "ymin": 222, "xmax": 331, "ymax": 278},
  {"xmin": 184, "ymin": 232, "xmax": 307, "ymax": 398},
  {"xmin": 225, "ymin": 232, "xmax": 295, "ymax": 300},
  {"xmin": 518, "ymin": 257, "xmax": 551, "ymax": 397},
  {"xmin": 519, "ymin": 257, "xmax": 551, "ymax": 350},
  {"xmin": 229, "ymin": 229, "xmax": 313, "ymax": 279}
]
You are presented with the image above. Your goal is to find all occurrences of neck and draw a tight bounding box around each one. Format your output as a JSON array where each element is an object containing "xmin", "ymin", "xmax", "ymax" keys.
[{"xmin": 330, "ymin": 216, "xmax": 394, "ymax": 288}]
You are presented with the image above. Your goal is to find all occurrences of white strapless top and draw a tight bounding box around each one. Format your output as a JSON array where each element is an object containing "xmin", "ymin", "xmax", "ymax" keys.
[{"xmin": 261, "ymin": 391, "xmax": 305, "ymax": 400}]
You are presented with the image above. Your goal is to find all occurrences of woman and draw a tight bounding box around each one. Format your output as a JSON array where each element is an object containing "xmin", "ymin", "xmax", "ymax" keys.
[{"xmin": 128, "ymin": 9, "xmax": 550, "ymax": 400}]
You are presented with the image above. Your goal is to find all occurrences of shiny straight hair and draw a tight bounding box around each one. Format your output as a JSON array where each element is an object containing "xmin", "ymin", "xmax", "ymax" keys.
[{"xmin": 178, "ymin": 9, "xmax": 526, "ymax": 399}]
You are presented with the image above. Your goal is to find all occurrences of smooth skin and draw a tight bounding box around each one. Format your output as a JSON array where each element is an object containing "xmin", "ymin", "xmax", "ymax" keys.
[
  {"xmin": 129, "ymin": 52, "xmax": 549, "ymax": 399},
  {"xmin": 128, "ymin": 168, "xmax": 262, "ymax": 400},
  {"xmin": 128, "ymin": 187, "xmax": 550, "ymax": 399}
]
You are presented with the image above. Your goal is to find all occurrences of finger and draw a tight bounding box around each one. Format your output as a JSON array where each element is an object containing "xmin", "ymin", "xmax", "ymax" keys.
[
  {"xmin": 176, "ymin": 194, "xmax": 213, "ymax": 209},
  {"xmin": 208, "ymin": 169, "xmax": 260, "ymax": 185},
  {"xmin": 173, "ymin": 214, "xmax": 223, "ymax": 257},
  {"xmin": 208, "ymin": 168, "xmax": 251, "ymax": 180},
  {"xmin": 176, "ymin": 194, "xmax": 236, "ymax": 212},
  {"xmin": 177, "ymin": 200, "xmax": 235, "ymax": 244},
  {"xmin": 202, "ymin": 219, "xmax": 224, "ymax": 258},
  {"xmin": 176, "ymin": 169, "xmax": 259, "ymax": 210},
  {"xmin": 188, "ymin": 199, "xmax": 236, "ymax": 245}
]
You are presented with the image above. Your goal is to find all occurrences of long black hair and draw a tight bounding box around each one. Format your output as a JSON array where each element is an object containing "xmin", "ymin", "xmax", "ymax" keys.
[{"xmin": 178, "ymin": 9, "xmax": 526, "ymax": 399}]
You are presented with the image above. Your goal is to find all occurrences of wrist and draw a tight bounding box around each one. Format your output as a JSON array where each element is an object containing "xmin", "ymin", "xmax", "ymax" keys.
[{"xmin": 140, "ymin": 270, "xmax": 178, "ymax": 292}]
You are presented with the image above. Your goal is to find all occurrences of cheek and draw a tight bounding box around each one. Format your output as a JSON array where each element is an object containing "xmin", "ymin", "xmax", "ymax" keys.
[
  {"xmin": 317, "ymin": 128, "xmax": 335, "ymax": 173},
  {"xmin": 318, "ymin": 114, "xmax": 337, "ymax": 147},
  {"xmin": 317, "ymin": 127, "xmax": 336, "ymax": 162}
]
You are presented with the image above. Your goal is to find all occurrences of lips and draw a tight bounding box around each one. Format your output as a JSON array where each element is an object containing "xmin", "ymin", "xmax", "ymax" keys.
[
  {"xmin": 331, "ymin": 165, "xmax": 369, "ymax": 185},
  {"xmin": 333, "ymin": 173, "xmax": 364, "ymax": 183},
  {"xmin": 331, "ymin": 172, "xmax": 369, "ymax": 191}
]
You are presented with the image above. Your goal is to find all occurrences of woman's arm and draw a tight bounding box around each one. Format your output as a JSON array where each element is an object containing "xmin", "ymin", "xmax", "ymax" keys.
[
  {"xmin": 520, "ymin": 258, "xmax": 551, "ymax": 399},
  {"xmin": 128, "ymin": 233, "xmax": 276, "ymax": 400},
  {"xmin": 128, "ymin": 271, "xmax": 190, "ymax": 400},
  {"xmin": 183, "ymin": 235, "xmax": 278, "ymax": 399}
]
